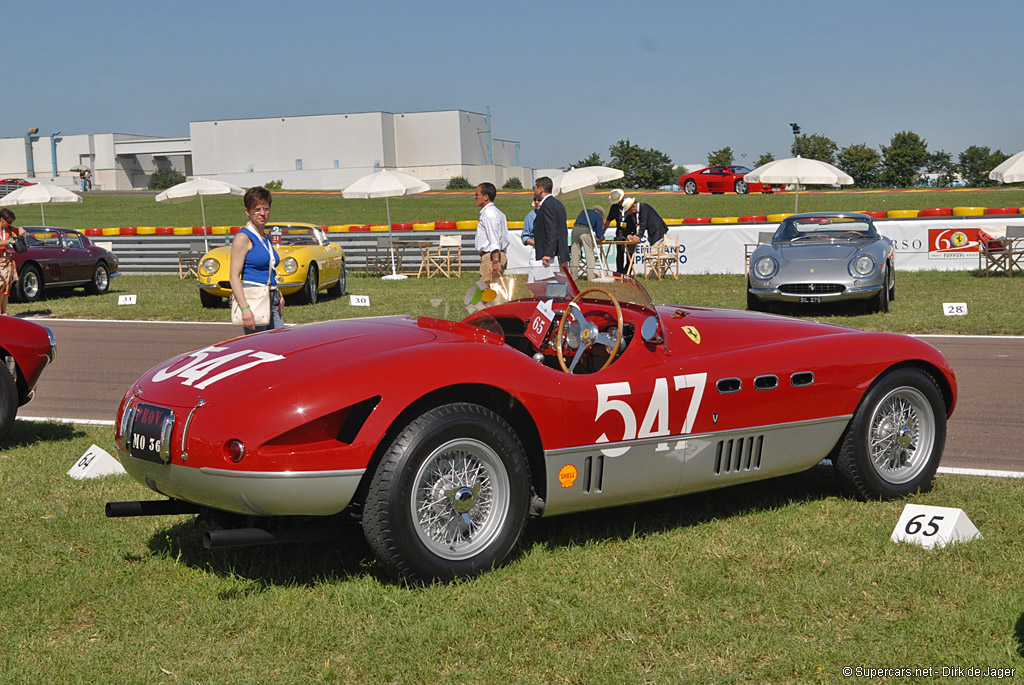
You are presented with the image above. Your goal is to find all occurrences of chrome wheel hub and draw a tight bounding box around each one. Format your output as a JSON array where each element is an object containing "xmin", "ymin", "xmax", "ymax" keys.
[{"xmin": 412, "ymin": 438, "xmax": 509, "ymax": 560}]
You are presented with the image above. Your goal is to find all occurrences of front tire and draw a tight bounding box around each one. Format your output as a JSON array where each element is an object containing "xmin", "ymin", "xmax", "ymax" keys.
[
  {"xmin": 833, "ymin": 368, "xmax": 946, "ymax": 500},
  {"xmin": 362, "ymin": 403, "xmax": 530, "ymax": 582},
  {"xmin": 734, "ymin": 180, "xmax": 749, "ymax": 194},
  {"xmin": 683, "ymin": 179, "xmax": 697, "ymax": 195},
  {"xmin": 199, "ymin": 289, "xmax": 221, "ymax": 308},
  {"xmin": 17, "ymin": 264, "xmax": 43, "ymax": 302},
  {"xmin": 0, "ymin": 363, "xmax": 17, "ymax": 442},
  {"xmin": 85, "ymin": 261, "xmax": 110, "ymax": 295},
  {"xmin": 874, "ymin": 267, "xmax": 890, "ymax": 313},
  {"xmin": 300, "ymin": 264, "xmax": 319, "ymax": 304}
]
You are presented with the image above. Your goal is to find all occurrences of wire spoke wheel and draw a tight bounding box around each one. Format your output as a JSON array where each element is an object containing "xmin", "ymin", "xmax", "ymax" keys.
[
  {"xmin": 867, "ymin": 386, "xmax": 934, "ymax": 485},
  {"xmin": 412, "ymin": 437, "xmax": 509, "ymax": 560}
]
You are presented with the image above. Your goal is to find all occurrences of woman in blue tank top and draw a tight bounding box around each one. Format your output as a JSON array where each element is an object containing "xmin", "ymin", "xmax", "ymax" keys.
[{"xmin": 229, "ymin": 186, "xmax": 284, "ymax": 333}]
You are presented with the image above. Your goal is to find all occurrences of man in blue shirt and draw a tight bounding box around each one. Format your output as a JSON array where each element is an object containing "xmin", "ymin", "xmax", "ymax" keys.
[
  {"xmin": 521, "ymin": 198, "xmax": 538, "ymax": 260},
  {"xmin": 571, "ymin": 205, "xmax": 605, "ymax": 280}
]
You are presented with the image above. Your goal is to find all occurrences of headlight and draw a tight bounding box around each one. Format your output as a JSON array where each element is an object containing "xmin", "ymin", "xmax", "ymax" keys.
[
  {"xmin": 200, "ymin": 258, "xmax": 220, "ymax": 276},
  {"xmin": 753, "ymin": 256, "xmax": 778, "ymax": 279},
  {"xmin": 280, "ymin": 257, "xmax": 298, "ymax": 275},
  {"xmin": 850, "ymin": 255, "xmax": 875, "ymax": 277}
]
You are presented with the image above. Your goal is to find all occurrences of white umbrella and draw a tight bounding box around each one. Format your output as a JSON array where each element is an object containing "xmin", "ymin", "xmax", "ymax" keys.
[
  {"xmin": 155, "ymin": 177, "xmax": 245, "ymax": 251},
  {"xmin": 744, "ymin": 156, "xmax": 853, "ymax": 211},
  {"xmin": 342, "ymin": 170, "xmax": 430, "ymax": 280},
  {"xmin": 989, "ymin": 150, "xmax": 1024, "ymax": 184},
  {"xmin": 555, "ymin": 165, "xmax": 625, "ymax": 235},
  {"xmin": 0, "ymin": 182, "xmax": 81, "ymax": 224}
]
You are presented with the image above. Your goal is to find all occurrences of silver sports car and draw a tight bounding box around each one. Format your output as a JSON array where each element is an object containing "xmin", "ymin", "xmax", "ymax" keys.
[{"xmin": 747, "ymin": 212, "xmax": 895, "ymax": 313}]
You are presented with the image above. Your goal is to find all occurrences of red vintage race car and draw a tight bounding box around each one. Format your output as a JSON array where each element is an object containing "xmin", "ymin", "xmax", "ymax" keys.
[
  {"xmin": 108, "ymin": 266, "xmax": 956, "ymax": 581},
  {"xmin": 0, "ymin": 317, "xmax": 56, "ymax": 441},
  {"xmin": 679, "ymin": 165, "xmax": 783, "ymax": 195}
]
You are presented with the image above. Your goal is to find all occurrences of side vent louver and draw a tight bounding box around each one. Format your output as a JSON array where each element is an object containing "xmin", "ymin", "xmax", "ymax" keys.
[
  {"xmin": 753, "ymin": 375, "xmax": 778, "ymax": 391},
  {"xmin": 791, "ymin": 371, "xmax": 814, "ymax": 387},
  {"xmin": 583, "ymin": 455, "xmax": 604, "ymax": 494},
  {"xmin": 717, "ymin": 378, "xmax": 742, "ymax": 394},
  {"xmin": 714, "ymin": 435, "xmax": 764, "ymax": 475}
]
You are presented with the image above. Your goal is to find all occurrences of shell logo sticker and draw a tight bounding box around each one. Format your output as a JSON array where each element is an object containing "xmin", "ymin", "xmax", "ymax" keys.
[
  {"xmin": 558, "ymin": 464, "xmax": 578, "ymax": 488},
  {"xmin": 682, "ymin": 326, "xmax": 701, "ymax": 345}
]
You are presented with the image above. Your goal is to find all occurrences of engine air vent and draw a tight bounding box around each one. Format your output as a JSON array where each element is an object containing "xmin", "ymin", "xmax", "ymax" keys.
[
  {"xmin": 717, "ymin": 378, "xmax": 742, "ymax": 394},
  {"xmin": 791, "ymin": 371, "xmax": 815, "ymax": 387},
  {"xmin": 753, "ymin": 374, "xmax": 778, "ymax": 391},
  {"xmin": 714, "ymin": 435, "xmax": 764, "ymax": 475}
]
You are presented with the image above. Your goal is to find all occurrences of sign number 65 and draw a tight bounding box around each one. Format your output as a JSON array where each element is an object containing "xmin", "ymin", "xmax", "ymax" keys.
[{"xmin": 904, "ymin": 513, "xmax": 944, "ymax": 537}]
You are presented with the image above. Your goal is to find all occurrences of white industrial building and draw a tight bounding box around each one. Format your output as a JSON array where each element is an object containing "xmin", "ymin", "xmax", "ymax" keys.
[{"xmin": 0, "ymin": 109, "xmax": 530, "ymax": 191}]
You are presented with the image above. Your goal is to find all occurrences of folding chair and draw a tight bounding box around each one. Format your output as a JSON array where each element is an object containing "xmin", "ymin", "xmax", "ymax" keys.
[
  {"xmin": 364, "ymin": 236, "xmax": 392, "ymax": 275},
  {"xmin": 646, "ymin": 234, "xmax": 682, "ymax": 279},
  {"xmin": 423, "ymin": 235, "xmax": 463, "ymax": 278},
  {"xmin": 744, "ymin": 232, "xmax": 774, "ymax": 272},
  {"xmin": 177, "ymin": 241, "xmax": 204, "ymax": 279}
]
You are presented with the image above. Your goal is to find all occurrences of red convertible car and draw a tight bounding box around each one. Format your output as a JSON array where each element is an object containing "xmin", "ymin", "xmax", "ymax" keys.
[
  {"xmin": 0, "ymin": 317, "xmax": 56, "ymax": 441},
  {"xmin": 679, "ymin": 165, "xmax": 783, "ymax": 195},
  {"xmin": 108, "ymin": 266, "xmax": 956, "ymax": 581},
  {"xmin": 13, "ymin": 227, "xmax": 119, "ymax": 302}
]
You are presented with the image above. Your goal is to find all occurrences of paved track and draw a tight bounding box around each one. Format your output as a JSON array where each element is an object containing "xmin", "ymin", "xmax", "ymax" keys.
[{"xmin": 19, "ymin": 320, "xmax": 1023, "ymax": 472}]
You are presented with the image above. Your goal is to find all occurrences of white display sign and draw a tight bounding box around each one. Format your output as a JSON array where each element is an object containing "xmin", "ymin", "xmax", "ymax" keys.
[
  {"xmin": 118, "ymin": 295, "xmax": 137, "ymax": 305},
  {"xmin": 67, "ymin": 444, "xmax": 126, "ymax": 480},
  {"xmin": 350, "ymin": 295, "xmax": 370, "ymax": 307},
  {"xmin": 891, "ymin": 503, "xmax": 981, "ymax": 549},
  {"xmin": 943, "ymin": 302, "xmax": 968, "ymax": 316}
]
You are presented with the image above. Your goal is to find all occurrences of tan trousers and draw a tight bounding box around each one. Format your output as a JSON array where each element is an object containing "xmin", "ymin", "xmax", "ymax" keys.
[{"xmin": 479, "ymin": 251, "xmax": 507, "ymax": 282}]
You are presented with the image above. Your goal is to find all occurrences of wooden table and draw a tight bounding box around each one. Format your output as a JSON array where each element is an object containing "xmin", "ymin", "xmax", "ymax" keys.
[
  {"xmin": 598, "ymin": 239, "xmax": 639, "ymax": 275},
  {"xmin": 392, "ymin": 239, "xmax": 434, "ymax": 277}
]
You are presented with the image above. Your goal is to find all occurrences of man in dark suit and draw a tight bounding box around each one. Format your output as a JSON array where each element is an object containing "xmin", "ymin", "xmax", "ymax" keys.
[
  {"xmin": 623, "ymin": 197, "xmax": 668, "ymax": 247},
  {"xmin": 532, "ymin": 176, "xmax": 568, "ymax": 267}
]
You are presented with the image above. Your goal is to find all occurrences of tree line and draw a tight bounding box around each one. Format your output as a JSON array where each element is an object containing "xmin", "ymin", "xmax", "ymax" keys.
[{"xmin": 575, "ymin": 134, "xmax": 1013, "ymax": 190}]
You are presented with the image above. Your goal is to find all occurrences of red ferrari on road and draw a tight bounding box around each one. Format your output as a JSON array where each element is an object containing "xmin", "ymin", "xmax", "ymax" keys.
[
  {"xmin": 680, "ymin": 165, "xmax": 783, "ymax": 195},
  {"xmin": 109, "ymin": 266, "xmax": 956, "ymax": 581}
]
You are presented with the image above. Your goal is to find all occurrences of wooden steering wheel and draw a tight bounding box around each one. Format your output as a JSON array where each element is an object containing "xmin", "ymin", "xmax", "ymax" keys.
[
  {"xmin": 555, "ymin": 287, "xmax": 624, "ymax": 373},
  {"xmin": 840, "ymin": 231, "xmax": 864, "ymax": 237}
]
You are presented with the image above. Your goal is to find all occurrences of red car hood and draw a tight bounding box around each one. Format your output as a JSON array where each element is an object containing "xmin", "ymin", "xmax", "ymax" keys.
[{"xmin": 132, "ymin": 316, "xmax": 482, "ymax": 409}]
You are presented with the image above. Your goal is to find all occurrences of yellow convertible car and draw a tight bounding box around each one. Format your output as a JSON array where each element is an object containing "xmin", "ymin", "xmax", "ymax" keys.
[{"xmin": 197, "ymin": 223, "xmax": 346, "ymax": 307}]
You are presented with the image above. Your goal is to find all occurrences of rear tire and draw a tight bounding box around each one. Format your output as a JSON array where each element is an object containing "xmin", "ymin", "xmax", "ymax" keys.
[
  {"xmin": 85, "ymin": 261, "xmax": 109, "ymax": 295},
  {"xmin": 833, "ymin": 368, "xmax": 946, "ymax": 500},
  {"xmin": 734, "ymin": 180, "xmax": 749, "ymax": 194},
  {"xmin": 684, "ymin": 179, "xmax": 697, "ymax": 195},
  {"xmin": 0, "ymin": 363, "xmax": 18, "ymax": 443},
  {"xmin": 327, "ymin": 261, "xmax": 346, "ymax": 297},
  {"xmin": 361, "ymin": 403, "xmax": 530, "ymax": 582}
]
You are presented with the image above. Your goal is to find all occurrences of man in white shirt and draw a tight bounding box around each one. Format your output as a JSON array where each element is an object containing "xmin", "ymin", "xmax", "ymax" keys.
[{"xmin": 474, "ymin": 182, "xmax": 509, "ymax": 281}]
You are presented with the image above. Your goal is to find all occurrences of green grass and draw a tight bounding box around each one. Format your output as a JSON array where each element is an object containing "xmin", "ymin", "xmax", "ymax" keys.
[
  {"xmin": 12, "ymin": 269, "xmax": 1024, "ymax": 336},
  {"xmin": 1, "ymin": 422, "xmax": 1022, "ymax": 682},
  {"xmin": 15, "ymin": 186, "xmax": 1024, "ymax": 230}
]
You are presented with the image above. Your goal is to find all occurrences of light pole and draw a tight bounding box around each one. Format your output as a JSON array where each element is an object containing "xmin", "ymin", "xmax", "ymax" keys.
[{"xmin": 789, "ymin": 123, "xmax": 801, "ymax": 154}]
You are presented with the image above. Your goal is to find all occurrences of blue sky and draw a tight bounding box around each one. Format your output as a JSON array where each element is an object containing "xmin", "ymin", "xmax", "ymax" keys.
[{"xmin": 6, "ymin": 0, "xmax": 1021, "ymax": 168}]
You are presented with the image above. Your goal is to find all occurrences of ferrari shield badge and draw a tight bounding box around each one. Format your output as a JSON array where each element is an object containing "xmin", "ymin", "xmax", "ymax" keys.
[{"xmin": 682, "ymin": 326, "xmax": 701, "ymax": 345}]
